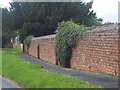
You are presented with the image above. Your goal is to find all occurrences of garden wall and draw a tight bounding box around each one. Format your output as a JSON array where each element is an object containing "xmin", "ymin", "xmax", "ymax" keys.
[
  {"xmin": 71, "ymin": 24, "xmax": 119, "ymax": 76},
  {"xmin": 28, "ymin": 24, "xmax": 119, "ymax": 76},
  {"xmin": 28, "ymin": 35, "xmax": 56, "ymax": 64}
]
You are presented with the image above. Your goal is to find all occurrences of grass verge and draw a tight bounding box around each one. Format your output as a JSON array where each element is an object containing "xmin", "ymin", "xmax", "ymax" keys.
[
  {"xmin": 3, "ymin": 48, "xmax": 22, "ymax": 53},
  {"xmin": 0, "ymin": 50, "xmax": 1, "ymax": 76},
  {"xmin": 2, "ymin": 49, "xmax": 102, "ymax": 88}
]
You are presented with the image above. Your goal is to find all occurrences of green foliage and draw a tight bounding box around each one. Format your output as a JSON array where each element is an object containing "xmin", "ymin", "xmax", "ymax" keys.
[
  {"xmin": 2, "ymin": 2, "xmax": 103, "ymax": 47},
  {"xmin": 2, "ymin": 8, "xmax": 16, "ymax": 47},
  {"xmin": 2, "ymin": 2, "xmax": 103, "ymax": 45},
  {"xmin": 23, "ymin": 35, "xmax": 33, "ymax": 47},
  {"xmin": 55, "ymin": 20, "xmax": 85, "ymax": 68},
  {"xmin": 103, "ymin": 21, "xmax": 114, "ymax": 25}
]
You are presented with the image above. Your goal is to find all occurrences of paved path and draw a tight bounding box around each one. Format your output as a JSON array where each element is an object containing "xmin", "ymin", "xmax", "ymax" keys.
[
  {"xmin": 0, "ymin": 77, "xmax": 20, "ymax": 89},
  {"xmin": 18, "ymin": 54, "xmax": 119, "ymax": 88},
  {"xmin": 0, "ymin": 50, "xmax": 2, "ymax": 52}
]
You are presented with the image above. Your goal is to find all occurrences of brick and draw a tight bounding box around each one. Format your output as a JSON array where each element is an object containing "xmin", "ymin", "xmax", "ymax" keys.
[{"xmin": 27, "ymin": 24, "xmax": 119, "ymax": 76}]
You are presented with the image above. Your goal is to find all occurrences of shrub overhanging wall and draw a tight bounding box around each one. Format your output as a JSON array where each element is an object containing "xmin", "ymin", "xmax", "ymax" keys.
[{"xmin": 55, "ymin": 21, "xmax": 85, "ymax": 67}]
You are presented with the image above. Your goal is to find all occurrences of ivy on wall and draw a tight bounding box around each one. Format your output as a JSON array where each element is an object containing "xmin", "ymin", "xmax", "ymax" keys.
[{"xmin": 55, "ymin": 20, "xmax": 86, "ymax": 68}]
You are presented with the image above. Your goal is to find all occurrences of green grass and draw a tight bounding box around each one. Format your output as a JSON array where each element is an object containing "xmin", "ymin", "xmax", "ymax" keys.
[
  {"xmin": 2, "ymin": 49, "xmax": 102, "ymax": 88},
  {"xmin": 0, "ymin": 51, "xmax": 2, "ymax": 75},
  {"xmin": 3, "ymin": 48, "xmax": 22, "ymax": 53}
]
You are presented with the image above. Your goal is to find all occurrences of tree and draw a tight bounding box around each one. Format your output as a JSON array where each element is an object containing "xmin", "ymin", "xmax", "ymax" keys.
[
  {"xmin": 2, "ymin": 8, "xmax": 16, "ymax": 47},
  {"xmin": 3, "ymin": 2, "xmax": 103, "ymax": 44}
]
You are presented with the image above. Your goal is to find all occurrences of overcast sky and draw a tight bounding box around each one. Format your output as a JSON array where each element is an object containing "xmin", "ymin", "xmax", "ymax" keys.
[{"xmin": 0, "ymin": 0, "xmax": 119, "ymax": 23}]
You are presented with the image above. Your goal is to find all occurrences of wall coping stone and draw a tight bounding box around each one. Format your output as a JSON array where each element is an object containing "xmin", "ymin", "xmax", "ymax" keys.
[{"xmin": 32, "ymin": 34, "xmax": 56, "ymax": 40}]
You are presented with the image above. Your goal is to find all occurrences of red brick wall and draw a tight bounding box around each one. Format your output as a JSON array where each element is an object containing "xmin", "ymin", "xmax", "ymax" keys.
[
  {"xmin": 28, "ymin": 40, "xmax": 38, "ymax": 58},
  {"xmin": 28, "ymin": 24, "xmax": 119, "ymax": 76},
  {"xmin": 39, "ymin": 37, "xmax": 56, "ymax": 64},
  {"xmin": 71, "ymin": 24, "xmax": 119, "ymax": 76},
  {"xmin": 28, "ymin": 35, "xmax": 56, "ymax": 64}
]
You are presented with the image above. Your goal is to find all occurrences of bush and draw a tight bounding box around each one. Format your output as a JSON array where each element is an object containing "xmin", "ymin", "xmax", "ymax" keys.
[
  {"xmin": 23, "ymin": 35, "xmax": 34, "ymax": 53},
  {"xmin": 55, "ymin": 20, "xmax": 85, "ymax": 68},
  {"xmin": 23, "ymin": 35, "xmax": 33, "ymax": 47}
]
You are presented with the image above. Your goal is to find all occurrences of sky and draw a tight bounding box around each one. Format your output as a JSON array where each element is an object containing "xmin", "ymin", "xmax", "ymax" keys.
[{"xmin": 0, "ymin": 0, "xmax": 119, "ymax": 23}]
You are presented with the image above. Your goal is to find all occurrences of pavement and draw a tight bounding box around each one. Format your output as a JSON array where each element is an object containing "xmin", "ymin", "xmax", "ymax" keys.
[
  {"xmin": 18, "ymin": 53, "xmax": 119, "ymax": 88},
  {"xmin": 0, "ymin": 77, "xmax": 20, "ymax": 89}
]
